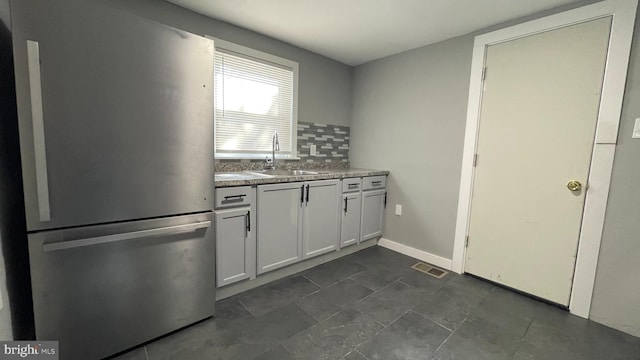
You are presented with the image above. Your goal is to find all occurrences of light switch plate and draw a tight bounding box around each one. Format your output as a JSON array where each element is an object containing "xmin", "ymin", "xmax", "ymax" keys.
[
  {"xmin": 633, "ymin": 118, "xmax": 640, "ymax": 139},
  {"xmin": 395, "ymin": 204, "xmax": 402, "ymax": 216},
  {"xmin": 310, "ymin": 144, "xmax": 317, "ymax": 156}
]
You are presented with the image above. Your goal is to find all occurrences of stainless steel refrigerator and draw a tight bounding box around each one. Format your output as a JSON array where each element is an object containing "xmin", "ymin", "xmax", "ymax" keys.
[{"xmin": 1, "ymin": 0, "xmax": 215, "ymax": 358}]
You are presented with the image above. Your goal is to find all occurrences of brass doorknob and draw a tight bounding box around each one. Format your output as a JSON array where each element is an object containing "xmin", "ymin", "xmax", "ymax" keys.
[{"xmin": 567, "ymin": 180, "xmax": 582, "ymax": 191}]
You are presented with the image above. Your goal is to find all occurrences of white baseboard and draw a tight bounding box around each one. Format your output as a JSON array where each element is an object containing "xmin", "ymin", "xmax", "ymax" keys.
[{"xmin": 377, "ymin": 238, "xmax": 453, "ymax": 271}]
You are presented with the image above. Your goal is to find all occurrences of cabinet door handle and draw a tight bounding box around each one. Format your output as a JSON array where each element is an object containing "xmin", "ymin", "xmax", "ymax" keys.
[
  {"xmin": 246, "ymin": 210, "xmax": 251, "ymax": 233},
  {"xmin": 224, "ymin": 194, "xmax": 246, "ymax": 200},
  {"xmin": 384, "ymin": 192, "xmax": 387, "ymax": 208},
  {"xmin": 344, "ymin": 197, "xmax": 348, "ymax": 213},
  {"xmin": 300, "ymin": 185, "xmax": 304, "ymax": 205},
  {"xmin": 305, "ymin": 184, "xmax": 310, "ymax": 203}
]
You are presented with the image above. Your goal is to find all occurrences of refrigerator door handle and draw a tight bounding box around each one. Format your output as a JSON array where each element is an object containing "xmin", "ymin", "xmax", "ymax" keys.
[
  {"xmin": 27, "ymin": 40, "xmax": 51, "ymax": 222},
  {"xmin": 42, "ymin": 220, "xmax": 212, "ymax": 252}
]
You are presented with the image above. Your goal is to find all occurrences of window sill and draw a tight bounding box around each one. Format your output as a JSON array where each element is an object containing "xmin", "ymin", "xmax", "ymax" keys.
[{"xmin": 216, "ymin": 154, "xmax": 301, "ymax": 161}]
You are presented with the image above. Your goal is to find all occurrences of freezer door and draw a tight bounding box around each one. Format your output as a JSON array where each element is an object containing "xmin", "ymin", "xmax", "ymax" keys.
[
  {"xmin": 28, "ymin": 213, "xmax": 215, "ymax": 360},
  {"xmin": 11, "ymin": 0, "xmax": 214, "ymax": 231}
]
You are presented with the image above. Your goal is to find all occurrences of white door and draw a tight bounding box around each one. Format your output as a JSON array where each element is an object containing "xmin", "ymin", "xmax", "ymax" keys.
[{"xmin": 465, "ymin": 18, "xmax": 611, "ymax": 305}]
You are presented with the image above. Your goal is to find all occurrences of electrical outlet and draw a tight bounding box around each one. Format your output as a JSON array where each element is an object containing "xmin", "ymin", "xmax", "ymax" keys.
[
  {"xmin": 633, "ymin": 118, "xmax": 640, "ymax": 139},
  {"xmin": 395, "ymin": 204, "xmax": 402, "ymax": 216},
  {"xmin": 310, "ymin": 144, "xmax": 317, "ymax": 156}
]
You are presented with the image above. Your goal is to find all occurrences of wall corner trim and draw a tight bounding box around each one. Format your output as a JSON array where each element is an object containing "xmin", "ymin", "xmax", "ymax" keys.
[{"xmin": 377, "ymin": 238, "xmax": 453, "ymax": 271}]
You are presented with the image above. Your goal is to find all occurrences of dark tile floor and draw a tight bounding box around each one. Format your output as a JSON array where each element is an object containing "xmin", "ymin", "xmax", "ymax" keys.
[{"xmin": 114, "ymin": 246, "xmax": 640, "ymax": 360}]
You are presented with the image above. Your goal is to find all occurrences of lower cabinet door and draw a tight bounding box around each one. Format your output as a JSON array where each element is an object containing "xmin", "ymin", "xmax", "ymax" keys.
[
  {"xmin": 215, "ymin": 207, "xmax": 252, "ymax": 287},
  {"xmin": 341, "ymin": 193, "xmax": 362, "ymax": 247},
  {"xmin": 361, "ymin": 189, "xmax": 386, "ymax": 241},
  {"xmin": 257, "ymin": 182, "xmax": 303, "ymax": 274},
  {"xmin": 302, "ymin": 180, "xmax": 340, "ymax": 258}
]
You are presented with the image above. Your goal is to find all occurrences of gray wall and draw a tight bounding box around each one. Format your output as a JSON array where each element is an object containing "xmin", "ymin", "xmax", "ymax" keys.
[
  {"xmin": 350, "ymin": 36, "xmax": 472, "ymax": 258},
  {"xmin": 102, "ymin": 0, "xmax": 353, "ymax": 128},
  {"xmin": 590, "ymin": 4, "xmax": 640, "ymax": 337},
  {"xmin": 350, "ymin": 1, "xmax": 599, "ymax": 260},
  {"xmin": 350, "ymin": 0, "xmax": 640, "ymax": 337}
]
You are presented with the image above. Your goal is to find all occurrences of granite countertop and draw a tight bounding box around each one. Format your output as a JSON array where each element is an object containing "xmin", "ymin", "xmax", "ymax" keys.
[{"xmin": 215, "ymin": 168, "xmax": 389, "ymax": 187}]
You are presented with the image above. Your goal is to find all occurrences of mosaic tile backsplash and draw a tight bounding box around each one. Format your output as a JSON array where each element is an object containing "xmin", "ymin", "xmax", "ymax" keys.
[
  {"xmin": 297, "ymin": 122, "xmax": 350, "ymax": 162},
  {"xmin": 215, "ymin": 121, "xmax": 350, "ymax": 172}
]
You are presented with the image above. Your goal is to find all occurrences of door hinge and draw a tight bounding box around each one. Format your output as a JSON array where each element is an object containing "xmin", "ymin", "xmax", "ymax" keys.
[
  {"xmin": 465, "ymin": 235, "xmax": 469, "ymax": 248},
  {"xmin": 482, "ymin": 67, "xmax": 487, "ymax": 80},
  {"xmin": 473, "ymin": 153, "xmax": 478, "ymax": 168}
]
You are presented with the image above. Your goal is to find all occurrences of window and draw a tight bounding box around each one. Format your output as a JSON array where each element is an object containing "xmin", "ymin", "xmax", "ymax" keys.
[{"xmin": 212, "ymin": 39, "xmax": 299, "ymax": 159}]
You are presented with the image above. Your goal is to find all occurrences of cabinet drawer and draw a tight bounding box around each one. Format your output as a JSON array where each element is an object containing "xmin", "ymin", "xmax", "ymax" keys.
[
  {"xmin": 215, "ymin": 186, "xmax": 252, "ymax": 209},
  {"xmin": 342, "ymin": 178, "xmax": 362, "ymax": 193},
  {"xmin": 362, "ymin": 175, "xmax": 386, "ymax": 190}
]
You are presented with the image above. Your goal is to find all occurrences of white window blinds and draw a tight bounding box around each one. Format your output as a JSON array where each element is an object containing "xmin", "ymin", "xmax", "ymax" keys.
[{"xmin": 214, "ymin": 48, "xmax": 295, "ymax": 158}]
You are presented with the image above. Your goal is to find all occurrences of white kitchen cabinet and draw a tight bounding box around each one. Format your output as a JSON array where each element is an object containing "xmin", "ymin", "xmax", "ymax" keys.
[
  {"xmin": 361, "ymin": 176, "xmax": 387, "ymax": 242},
  {"xmin": 341, "ymin": 192, "xmax": 362, "ymax": 247},
  {"xmin": 215, "ymin": 208, "xmax": 253, "ymax": 287},
  {"xmin": 302, "ymin": 180, "xmax": 341, "ymax": 258},
  {"xmin": 256, "ymin": 182, "xmax": 304, "ymax": 274},
  {"xmin": 340, "ymin": 177, "xmax": 362, "ymax": 248},
  {"xmin": 214, "ymin": 186, "xmax": 256, "ymax": 287},
  {"xmin": 257, "ymin": 179, "xmax": 340, "ymax": 274}
]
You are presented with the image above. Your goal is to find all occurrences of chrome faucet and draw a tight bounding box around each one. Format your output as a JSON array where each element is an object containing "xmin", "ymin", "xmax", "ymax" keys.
[{"xmin": 264, "ymin": 131, "xmax": 280, "ymax": 170}]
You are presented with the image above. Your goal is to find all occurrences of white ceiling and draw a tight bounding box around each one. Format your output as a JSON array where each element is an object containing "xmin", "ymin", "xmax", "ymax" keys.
[{"xmin": 167, "ymin": 0, "xmax": 583, "ymax": 66}]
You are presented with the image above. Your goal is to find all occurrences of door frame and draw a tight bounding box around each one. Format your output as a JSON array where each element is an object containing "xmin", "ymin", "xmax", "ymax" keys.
[{"xmin": 452, "ymin": 0, "xmax": 637, "ymax": 318}]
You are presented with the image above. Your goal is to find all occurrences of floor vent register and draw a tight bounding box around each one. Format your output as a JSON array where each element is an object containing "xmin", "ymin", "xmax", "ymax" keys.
[{"xmin": 411, "ymin": 262, "xmax": 449, "ymax": 279}]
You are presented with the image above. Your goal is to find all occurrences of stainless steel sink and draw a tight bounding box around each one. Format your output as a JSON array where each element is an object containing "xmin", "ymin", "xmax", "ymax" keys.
[{"xmin": 247, "ymin": 169, "xmax": 324, "ymax": 176}]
